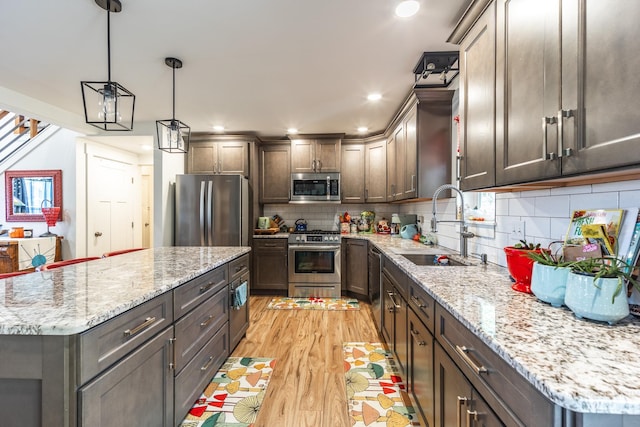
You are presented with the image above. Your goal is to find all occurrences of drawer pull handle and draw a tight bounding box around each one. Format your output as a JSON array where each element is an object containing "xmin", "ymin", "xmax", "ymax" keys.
[
  {"xmin": 199, "ymin": 281, "xmax": 216, "ymax": 293},
  {"xmin": 466, "ymin": 409, "xmax": 478, "ymax": 426},
  {"xmin": 457, "ymin": 396, "xmax": 468, "ymax": 427},
  {"xmin": 411, "ymin": 295, "xmax": 427, "ymax": 309},
  {"xmin": 455, "ymin": 345, "xmax": 488, "ymax": 375},
  {"xmin": 410, "ymin": 329, "xmax": 426, "ymax": 346},
  {"xmin": 169, "ymin": 338, "xmax": 176, "ymax": 370},
  {"xmin": 200, "ymin": 356, "xmax": 215, "ymax": 372},
  {"xmin": 200, "ymin": 315, "xmax": 214, "ymax": 328},
  {"xmin": 387, "ymin": 291, "xmax": 401, "ymax": 309},
  {"xmin": 123, "ymin": 316, "xmax": 157, "ymax": 338}
]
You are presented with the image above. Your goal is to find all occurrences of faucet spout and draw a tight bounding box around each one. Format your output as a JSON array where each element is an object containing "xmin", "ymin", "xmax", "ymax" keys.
[{"xmin": 431, "ymin": 184, "xmax": 474, "ymax": 257}]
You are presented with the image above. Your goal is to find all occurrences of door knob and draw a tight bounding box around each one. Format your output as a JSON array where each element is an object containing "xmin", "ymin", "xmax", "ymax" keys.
[
  {"xmin": 94, "ymin": 231, "xmax": 103, "ymax": 237},
  {"xmin": 144, "ymin": 223, "xmax": 149, "ymax": 227}
]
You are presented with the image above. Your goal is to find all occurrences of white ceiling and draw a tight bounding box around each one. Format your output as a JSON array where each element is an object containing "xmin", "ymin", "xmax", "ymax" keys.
[{"xmin": 0, "ymin": 0, "xmax": 470, "ymax": 139}]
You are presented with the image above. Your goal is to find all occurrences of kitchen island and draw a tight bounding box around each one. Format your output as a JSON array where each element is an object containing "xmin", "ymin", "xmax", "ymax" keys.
[
  {"xmin": 0, "ymin": 246, "xmax": 250, "ymax": 427},
  {"xmin": 346, "ymin": 234, "xmax": 640, "ymax": 426}
]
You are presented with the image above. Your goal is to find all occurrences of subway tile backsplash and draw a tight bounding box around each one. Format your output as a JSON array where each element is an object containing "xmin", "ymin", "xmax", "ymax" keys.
[{"xmin": 263, "ymin": 179, "xmax": 640, "ymax": 268}]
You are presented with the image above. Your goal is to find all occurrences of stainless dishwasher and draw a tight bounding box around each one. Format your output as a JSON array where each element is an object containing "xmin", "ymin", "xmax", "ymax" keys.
[{"xmin": 368, "ymin": 245, "xmax": 382, "ymax": 333}]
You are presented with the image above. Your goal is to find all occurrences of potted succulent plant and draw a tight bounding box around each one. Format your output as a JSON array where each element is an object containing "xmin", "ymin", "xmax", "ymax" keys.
[
  {"xmin": 564, "ymin": 257, "xmax": 640, "ymax": 324},
  {"xmin": 528, "ymin": 249, "xmax": 572, "ymax": 307},
  {"xmin": 504, "ymin": 240, "xmax": 549, "ymax": 294}
]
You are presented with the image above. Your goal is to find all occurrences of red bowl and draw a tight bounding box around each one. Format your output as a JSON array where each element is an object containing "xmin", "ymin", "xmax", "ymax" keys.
[{"xmin": 504, "ymin": 246, "xmax": 549, "ymax": 294}]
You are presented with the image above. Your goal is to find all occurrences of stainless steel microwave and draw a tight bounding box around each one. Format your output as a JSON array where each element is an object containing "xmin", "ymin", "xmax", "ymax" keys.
[{"xmin": 290, "ymin": 172, "xmax": 340, "ymax": 203}]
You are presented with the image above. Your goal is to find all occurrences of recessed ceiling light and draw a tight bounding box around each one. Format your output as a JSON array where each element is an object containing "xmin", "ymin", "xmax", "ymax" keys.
[
  {"xmin": 141, "ymin": 144, "xmax": 152, "ymax": 151},
  {"xmin": 357, "ymin": 127, "xmax": 368, "ymax": 133},
  {"xmin": 287, "ymin": 128, "xmax": 299, "ymax": 134},
  {"xmin": 395, "ymin": 0, "xmax": 420, "ymax": 18},
  {"xmin": 213, "ymin": 125, "xmax": 225, "ymax": 132},
  {"xmin": 367, "ymin": 93, "xmax": 382, "ymax": 101}
]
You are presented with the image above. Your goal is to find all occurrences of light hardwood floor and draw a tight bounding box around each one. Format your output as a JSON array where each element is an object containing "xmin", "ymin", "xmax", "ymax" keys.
[{"xmin": 230, "ymin": 296, "xmax": 381, "ymax": 427}]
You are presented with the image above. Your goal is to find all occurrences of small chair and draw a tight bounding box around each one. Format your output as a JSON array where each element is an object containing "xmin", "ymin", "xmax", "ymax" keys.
[
  {"xmin": 102, "ymin": 248, "xmax": 145, "ymax": 258},
  {"xmin": 0, "ymin": 270, "xmax": 34, "ymax": 279},
  {"xmin": 40, "ymin": 257, "xmax": 101, "ymax": 271}
]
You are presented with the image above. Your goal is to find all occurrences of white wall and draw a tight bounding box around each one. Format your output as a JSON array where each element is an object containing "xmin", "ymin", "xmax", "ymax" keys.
[
  {"xmin": 0, "ymin": 127, "xmax": 79, "ymax": 259},
  {"xmin": 153, "ymin": 146, "xmax": 185, "ymax": 247}
]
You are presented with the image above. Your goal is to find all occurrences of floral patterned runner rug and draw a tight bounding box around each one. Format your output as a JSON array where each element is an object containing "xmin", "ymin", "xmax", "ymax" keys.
[
  {"xmin": 344, "ymin": 342, "xmax": 420, "ymax": 427},
  {"xmin": 180, "ymin": 357, "xmax": 276, "ymax": 427},
  {"xmin": 267, "ymin": 297, "xmax": 360, "ymax": 310}
]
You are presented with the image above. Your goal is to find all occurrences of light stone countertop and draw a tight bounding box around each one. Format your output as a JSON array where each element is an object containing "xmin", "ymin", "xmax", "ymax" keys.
[
  {"xmin": 253, "ymin": 233, "xmax": 289, "ymax": 239},
  {"xmin": 345, "ymin": 234, "xmax": 640, "ymax": 415},
  {"xmin": 0, "ymin": 246, "xmax": 250, "ymax": 336}
]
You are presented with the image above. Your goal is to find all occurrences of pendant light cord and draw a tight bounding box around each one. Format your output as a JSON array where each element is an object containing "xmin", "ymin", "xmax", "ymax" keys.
[
  {"xmin": 106, "ymin": 0, "xmax": 112, "ymax": 83},
  {"xmin": 172, "ymin": 63, "xmax": 176, "ymax": 120}
]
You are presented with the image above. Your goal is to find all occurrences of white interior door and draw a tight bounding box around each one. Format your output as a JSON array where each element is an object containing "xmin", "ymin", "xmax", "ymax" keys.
[{"xmin": 87, "ymin": 155, "xmax": 135, "ymax": 257}]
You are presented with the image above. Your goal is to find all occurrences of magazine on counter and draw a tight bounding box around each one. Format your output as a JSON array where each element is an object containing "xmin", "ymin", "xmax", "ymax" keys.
[{"xmin": 565, "ymin": 209, "xmax": 624, "ymax": 252}]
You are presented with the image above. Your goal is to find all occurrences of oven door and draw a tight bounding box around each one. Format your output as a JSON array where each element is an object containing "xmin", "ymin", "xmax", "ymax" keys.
[{"xmin": 288, "ymin": 244, "xmax": 341, "ymax": 285}]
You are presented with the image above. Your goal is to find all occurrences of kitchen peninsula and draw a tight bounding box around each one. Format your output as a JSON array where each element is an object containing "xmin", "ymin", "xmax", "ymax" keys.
[
  {"xmin": 345, "ymin": 234, "xmax": 640, "ymax": 426},
  {"xmin": 0, "ymin": 246, "xmax": 250, "ymax": 427}
]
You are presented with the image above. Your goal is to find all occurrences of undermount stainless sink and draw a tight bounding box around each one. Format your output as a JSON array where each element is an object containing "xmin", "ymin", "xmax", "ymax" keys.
[{"xmin": 398, "ymin": 253, "xmax": 471, "ymax": 266}]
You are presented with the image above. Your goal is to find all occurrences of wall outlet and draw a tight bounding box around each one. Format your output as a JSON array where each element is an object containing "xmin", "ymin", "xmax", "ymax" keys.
[{"xmin": 509, "ymin": 221, "xmax": 525, "ymax": 243}]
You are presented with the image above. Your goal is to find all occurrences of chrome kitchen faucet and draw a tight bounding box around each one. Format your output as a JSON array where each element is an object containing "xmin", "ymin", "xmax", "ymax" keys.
[{"xmin": 431, "ymin": 184, "xmax": 475, "ymax": 258}]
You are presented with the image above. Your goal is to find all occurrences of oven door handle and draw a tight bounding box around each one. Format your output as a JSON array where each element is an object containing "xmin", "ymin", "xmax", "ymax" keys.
[{"xmin": 289, "ymin": 245, "xmax": 341, "ymax": 251}]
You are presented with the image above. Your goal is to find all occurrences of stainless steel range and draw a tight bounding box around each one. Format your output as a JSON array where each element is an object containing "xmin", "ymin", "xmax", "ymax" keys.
[{"xmin": 288, "ymin": 230, "xmax": 341, "ymax": 298}]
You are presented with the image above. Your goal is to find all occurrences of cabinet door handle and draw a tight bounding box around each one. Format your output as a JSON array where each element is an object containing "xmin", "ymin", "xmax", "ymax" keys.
[
  {"xmin": 411, "ymin": 294, "xmax": 427, "ymax": 309},
  {"xmin": 410, "ymin": 328, "xmax": 426, "ymax": 346},
  {"xmin": 200, "ymin": 355, "xmax": 215, "ymax": 371},
  {"xmin": 199, "ymin": 281, "xmax": 216, "ymax": 293},
  {"xmin": 123, "ymin": 316, "xmax": 157, "ymax": 338},
  {"xmin": 200, "ymin": 315, "xmax": 214, "ymax": 328},
  {"xmin": 457, "ymin": 396, "xmax": 468, "ymax": 427},
  {"xmin": 466, "ymin": 409, "xmax": 478, "ymax": 427},
  {"xmin": 557, "ymin": 109, "xmax": 574, "ymax": 157},
  {"xmin": 542, "ymin": 116, "xmax": 558, "ymax": 160},
  {"xmin": 312, "ymin": 159, "xmax": 317, "ymax": 171},
  {"xmin": 455, "ymin": 345, "xmax": 488, "ymax": 375},
  {"xmin": 169, "ymin": 337, "xmax": 176, "ymax": 370},
  {"xmin": 411, "ymin": 174, "xmax": 416, "ymax": 191},
  {"xmin": 387, "ymin": 291, "xmax": 400, "ymax": 309}
]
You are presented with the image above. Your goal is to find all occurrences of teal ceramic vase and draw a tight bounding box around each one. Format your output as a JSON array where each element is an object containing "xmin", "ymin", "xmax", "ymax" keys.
[
  {"xmin": 530, "ymin": 262, "xmax": 569, "ymax": 307},
  {"xmin": 564, "ymin": 271, "xmax": 629, "ymax": 325}
]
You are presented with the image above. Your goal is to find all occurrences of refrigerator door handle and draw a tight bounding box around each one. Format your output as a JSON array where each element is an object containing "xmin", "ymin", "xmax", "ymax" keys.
[
  {"xmin": 199, "ymin": 180, "xmax": 206, "ymax": 246},
  {"xmin": 207, "ymin": 180, "xmax": 214, "ymax": 246}
]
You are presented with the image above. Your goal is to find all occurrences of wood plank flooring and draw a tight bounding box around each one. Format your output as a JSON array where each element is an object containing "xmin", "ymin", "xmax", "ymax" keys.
[{"xmin": 230, "ymin": 296, "xmax": 381, "ymax": 427}]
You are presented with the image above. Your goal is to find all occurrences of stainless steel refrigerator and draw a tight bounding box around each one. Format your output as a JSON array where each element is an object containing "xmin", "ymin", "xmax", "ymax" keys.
[{"xmin": 175, "ymin": 174, "xmax": 249, "ymax": 246}]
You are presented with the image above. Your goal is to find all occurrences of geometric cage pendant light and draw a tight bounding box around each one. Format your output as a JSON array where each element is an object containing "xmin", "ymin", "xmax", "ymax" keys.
[
  {"xmin": 156, "ymin": 57, "xmax": 190, "ymax": 153},
  {"xmin": 80, "ymin": 0, "xmax": 135, "ymax": 131}
]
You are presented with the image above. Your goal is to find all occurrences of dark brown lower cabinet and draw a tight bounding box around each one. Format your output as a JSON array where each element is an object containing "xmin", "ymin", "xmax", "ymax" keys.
[
  {"xmin": 434, "ymin": 342, "xmax": 503, "ymax": 427},
  {"xmin": 408, "ymin": 308, "xmax": 434, "ymax": 427},
  {"xmin": 343, "ymin": 239, "xmax": 368, "ymax": 296},
  {"xmin": 253, "ymin": 239, "xmax": 288, "ymax": 291},
  {"xmin": 79, "ymin": 328, "xmax": 174, "ymax": 427}
]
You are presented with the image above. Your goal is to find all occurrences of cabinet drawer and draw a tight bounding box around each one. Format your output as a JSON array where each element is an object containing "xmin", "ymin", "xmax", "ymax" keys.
[
  {"xmin": 408, "ymin": 279, "xmax": 434, "ymax": 334},
  {"xmin": 254, "ymin": 239, "xmax": 287, "ymax": 251},
  {"xmin": 174, "ymin": 286, "xmax": 228, "ymax": 374},
  {"xmin": 435, "ymin": 304, "xmax": 553, "ymax": 427},
  {"xmin": 382, "ymin": 256, "xmax": 407, "ymax": 299},
  {"xmin": 79, "ymin": 327, "xmax": 174, "ymax": 427},
  {"xmin": 78, "ymin": 292, "xmax": 173, "ymax": 386},
  {"xmin": 229, "ymin": 253, "xmax": 250, "ymax": 281},
  {"xmin": 174, "ymin": 265, "xmax": 228, "ymax": 319},
  {"xmin": 174, "ymin": 323, "xmax": 229, "ymax": 426}
]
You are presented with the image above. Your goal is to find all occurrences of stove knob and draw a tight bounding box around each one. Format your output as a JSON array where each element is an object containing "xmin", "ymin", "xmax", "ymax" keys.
[
  {"xmin": 296, "ymin": 236, "xmax": 301, "ymax": 241},
  {"xmin": 324, "ymin": 236, "xmax": 328, "ymax": 241}
]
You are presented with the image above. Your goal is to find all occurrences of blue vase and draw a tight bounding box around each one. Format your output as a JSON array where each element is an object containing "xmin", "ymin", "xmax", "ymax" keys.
[
  {"xmin": 530, "ymin": 262, "xmax": 569, "ymax": 307},
  {"xmin": 564, "ymin": 271, "xmax": 629, "ymax": 325}
]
